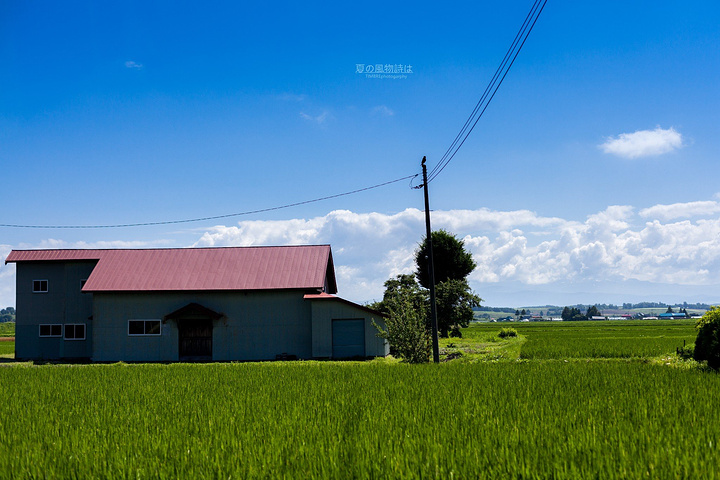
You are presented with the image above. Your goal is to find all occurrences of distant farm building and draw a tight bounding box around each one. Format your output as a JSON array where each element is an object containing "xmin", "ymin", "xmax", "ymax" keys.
[{"xmin": 6, "ymin": 246, "xmax": 388, "ymax": 362}]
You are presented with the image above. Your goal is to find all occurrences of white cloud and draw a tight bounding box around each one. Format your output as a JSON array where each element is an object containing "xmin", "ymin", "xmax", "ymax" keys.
[
  {"xmin": 600, "ymin": 126, "xmax": 683, "ymax": 159},
  {"xmin": 639, "ymin": 201, "xmax": 720, "ymax": 221},
  {"xmin": 192, "ymin": 203, "xmax": 720, "ymax": 304},
  {"xmin": 0, "ymin": 245, "xmax": 15, "ymax": 309},
  {"xmin": 372, "ymin": 105, "xmax": 394, "ymax": 116},
  {"xmin": 124, "ymin": 60, "xmax": 143, "ymax": 69},
  {"xmin": 300, "ymin": 110, "xmax": 332, "ymax": 125},
  {"xmin": 5, "ymin": 201, "xmax": 720, "ymax": 307}
]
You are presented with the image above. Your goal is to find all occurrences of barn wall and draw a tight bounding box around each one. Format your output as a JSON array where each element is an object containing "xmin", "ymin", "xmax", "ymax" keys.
[
  {"xmin": 308, "ymin": 300, "xmax": 389, "ymax": 358},
  {"xmin": 14, "ymin": 262, "xmax": 95, "ymax": 360},
  {"xmin": 92, "ymin": 290, "xmax": 313, "ymax": 362}
]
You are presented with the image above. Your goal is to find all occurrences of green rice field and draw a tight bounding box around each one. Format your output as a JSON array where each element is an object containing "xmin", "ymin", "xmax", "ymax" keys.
[
  {"xmin": 0, "ymin": 320, "xmax": 718, "ymax": 479},
  {"xmin": 0, "ymin": 322, "xmax": 14, "ymax": 357},
  {"xmin": 0, "ymin": 322, "xmax": 14, "ymax": 337}
]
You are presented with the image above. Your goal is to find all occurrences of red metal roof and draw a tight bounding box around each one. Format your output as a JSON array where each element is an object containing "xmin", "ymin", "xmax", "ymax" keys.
[
  {"xmin": 303, "ymin": 293, "xmax": 386, "ymax": 317},
  {"xmin": 6, "ymin": 246, "xmax": 337, "ymax": 294},
  {"xmin": 5, "ymin": 249, "xmax": 106, "ymax": 263}
]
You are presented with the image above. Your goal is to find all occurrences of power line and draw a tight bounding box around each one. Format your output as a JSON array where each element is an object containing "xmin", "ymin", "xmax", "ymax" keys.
[
  {"xmin": 0, "ymin": 174, "xmax": 418, "ymax": 229},
  {"xmin": 4, "ymin": 3, "xmax": 546, "ymax": 229},
  {"xmin": 426, "ymin": 0, "xmax": 548, "ymax": 184},
  {"xmin": 428, "ymin": 0, "xmax": 541, "ymax": 181}
]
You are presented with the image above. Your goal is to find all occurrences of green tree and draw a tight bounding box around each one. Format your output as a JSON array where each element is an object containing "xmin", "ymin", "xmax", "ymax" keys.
[
  {"xmin": 413, "ymin": 229, "xmax": 481, "ymax": 338},
  {"xmin": 562, "ymin": 307, "xmax": 586, "ymax": 321},
  {"xmin": 667, "ymin": 306, "xmax": 674, "ymax": 314},
  {"xmin": 373, "ymin": 274, "xmax": 426, "ymax": 316},
  {"xmin": 415, "ymin": 230, "xmax": 476, "ymax": 289},
  {"xmin": 373, "ymin": 292, "xmax": 430, "ymax": 364},
  {"xmin": 435, "ymin": 279, "xmax": 482, "ymax": 337},
  {"xmin": 586, "ymin": 305, "xmax": 601, "ymax": 318},
  {"xmin": 694, "ymin": 306, "xmax": 720, "ymax": 370}
]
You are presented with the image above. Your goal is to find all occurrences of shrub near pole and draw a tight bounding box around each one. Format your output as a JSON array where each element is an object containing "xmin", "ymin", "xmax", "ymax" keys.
[{"xmin": 694, "ymin": 306, "xmax": 720, "ymax": 369}]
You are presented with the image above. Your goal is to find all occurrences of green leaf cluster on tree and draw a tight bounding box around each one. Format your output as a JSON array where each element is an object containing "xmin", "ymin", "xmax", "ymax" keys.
[
  {"xmin": 694, "ymin": 306, "xmax": 720, "ymax": 370},
  {"xmin": 415, "ymin": 230, "xmax": 476, "ymax": 289}
]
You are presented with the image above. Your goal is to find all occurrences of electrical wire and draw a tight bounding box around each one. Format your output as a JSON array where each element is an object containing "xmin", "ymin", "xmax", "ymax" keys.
[
  {"xmin": 0, "ymin": 174, "xmax": 418, "ymax": 229},
  {"xmin": 427, "ymin": 0, "xmax": 541, "ymax": 181},
  {"xmin": 426, "ymin": 0, "xmax": 547, "ymax": 184},
  {"xmin": 3, "ymin": 3, "xmax": 546, "ymax": 229}
]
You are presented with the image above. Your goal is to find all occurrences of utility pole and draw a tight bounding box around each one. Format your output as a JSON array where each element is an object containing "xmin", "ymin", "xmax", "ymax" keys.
[{"xmin": 421, "ymin": 156, "xmax": 440, "ymax": 363}]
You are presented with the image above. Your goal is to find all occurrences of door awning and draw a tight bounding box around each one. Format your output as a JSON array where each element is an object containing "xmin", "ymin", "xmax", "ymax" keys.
[{"xmin": 163, "ymin": 303, "xmax": 224, "ymax": 322}]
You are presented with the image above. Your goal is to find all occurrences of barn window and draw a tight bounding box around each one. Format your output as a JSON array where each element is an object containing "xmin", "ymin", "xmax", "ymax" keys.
[
  {"xmin": 128, "ymin": 320, "xmax": 161, "ymax": 336},
  {"xmin": 32, "ymin": 280, "xmax": 48, "ymax": 293},
  {"xmin": 64, "ymin": 324, "xmax": 86, "ymax": 340},
  {"xmin": 39, "ymin": 324, "xmax": 62, "ymax": 337}
]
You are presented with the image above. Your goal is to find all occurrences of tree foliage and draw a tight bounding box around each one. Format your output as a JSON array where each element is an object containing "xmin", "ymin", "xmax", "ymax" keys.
[
  {"xmin": 415, "ymin": 230, "xmax": 476, "ymax": 289},
  {"xmin": 435, "ymin": 279, "xmax": 482, "ymax": 338},
  {"xmin": 586, "ymin": 305, "xmax": 601, "ymax": 318},
  {"xmin": 694, "ymin": 306, "xmax": 720, "ymax": 370},
  {"xmin": 412, "ymin": 230, "xmax": 482, "ymax": 338},
  {"xmin": 0, "ymin": 307, "xmax": 14, "ymax": 323},
  {"xmin": 375, "ymin": 274, "xmax": 426, "ymax": 316},
  {"xmin": 373, "ymin": 279, "xmax": 430, "ymax": 363},
  {"xmin": 562, "ymin": 307, "xmax": 586, "ymax": 321}
]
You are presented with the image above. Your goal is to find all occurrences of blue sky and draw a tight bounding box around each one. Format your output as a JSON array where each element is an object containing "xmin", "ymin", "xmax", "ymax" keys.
[{"xmin": 2, "ymin": 1, "xmax": 720, "ymax": 307}]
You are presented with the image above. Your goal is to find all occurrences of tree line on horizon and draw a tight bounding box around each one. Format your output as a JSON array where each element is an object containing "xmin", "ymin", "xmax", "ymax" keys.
[
  {"xmin": 0, "ymin": 307, "xmax": 15, "ymax": 323},
  {"xmin": 476, "ymin": 301, "xmax": 714, "ymax": 314}
]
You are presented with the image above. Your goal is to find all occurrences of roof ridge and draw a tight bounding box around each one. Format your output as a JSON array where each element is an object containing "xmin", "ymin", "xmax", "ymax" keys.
[{"xmin": 9, "ymin": 244, "xmax": 331, "ymax": 252}]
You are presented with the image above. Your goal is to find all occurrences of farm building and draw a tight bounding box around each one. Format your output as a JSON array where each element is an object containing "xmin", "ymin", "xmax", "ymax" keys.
[{"xmin": 5, "ymin": 246, "xmax": 388, "ymax": 362}]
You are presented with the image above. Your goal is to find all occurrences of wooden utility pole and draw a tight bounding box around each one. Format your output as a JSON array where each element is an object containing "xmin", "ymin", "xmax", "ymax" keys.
[{"xmin": 421, "ymin": 157, "xmax": 440, "ymax": 363}]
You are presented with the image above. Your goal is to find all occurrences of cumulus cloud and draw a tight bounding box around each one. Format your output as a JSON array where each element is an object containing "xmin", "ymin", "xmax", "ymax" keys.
[
  {"xmin": 191, "ymin": 202, "xmax": 720, "ymax": 303},
  {"xmin": 600, "ymin": 126, "xmax": 683, "ymax": 159},
  {"xmin": 4, "ymin": 200, "xmax": 720, "ymax": 307},
  {"xmin": 639, "ymin": 201, "xmax": 720, "ymax": 221}
]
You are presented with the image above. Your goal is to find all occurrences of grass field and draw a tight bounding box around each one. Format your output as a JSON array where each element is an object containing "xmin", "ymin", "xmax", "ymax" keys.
[
  {"xmin": 438, "ymin": 320, "xmax": 696, "ymax": 362},
  {"xmin": 0, "ymin": 322, "xmax": 14, "ymax": 337},
  {"xmin": 0, "ymin": 320, "xmax": 718, "ymax": 479},
  {"xmin": 0, "ymin": 322, "xmax": 14, "ymax": 357}
]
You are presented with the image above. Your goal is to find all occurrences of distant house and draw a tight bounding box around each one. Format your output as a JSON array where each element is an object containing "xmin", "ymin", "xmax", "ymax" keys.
[{"xmin": 5, "ymin": 246, "xmax": 388, "ymax": 362}]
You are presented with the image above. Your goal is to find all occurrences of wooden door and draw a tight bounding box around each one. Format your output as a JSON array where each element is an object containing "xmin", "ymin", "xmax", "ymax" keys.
[{"xmin": 179, "ymin": 319, "xmax": 213, "ymax": 359}]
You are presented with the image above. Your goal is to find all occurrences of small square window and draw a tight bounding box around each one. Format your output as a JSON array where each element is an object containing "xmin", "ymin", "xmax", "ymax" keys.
[
  {"xmin": 39, "ymin": 324, "xmax": 62, "ymax": 337},
  {"xmin": 128, "ymin": 320, "xmax": 161, "ymax": 336},
  {"xmin": 145, "ymin": 321, "xmax": 161, "ymax": 335},
  {"xmin": 64, "ymin": 324, "xmax": 86, "ymax": 340},
  {"xmin": 33, "ymin": 280, "xmax": 48, "ymax": 293},
  {"xmin": 128, "ymin": 321, "xmax": 145, "ymax": 335}
]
